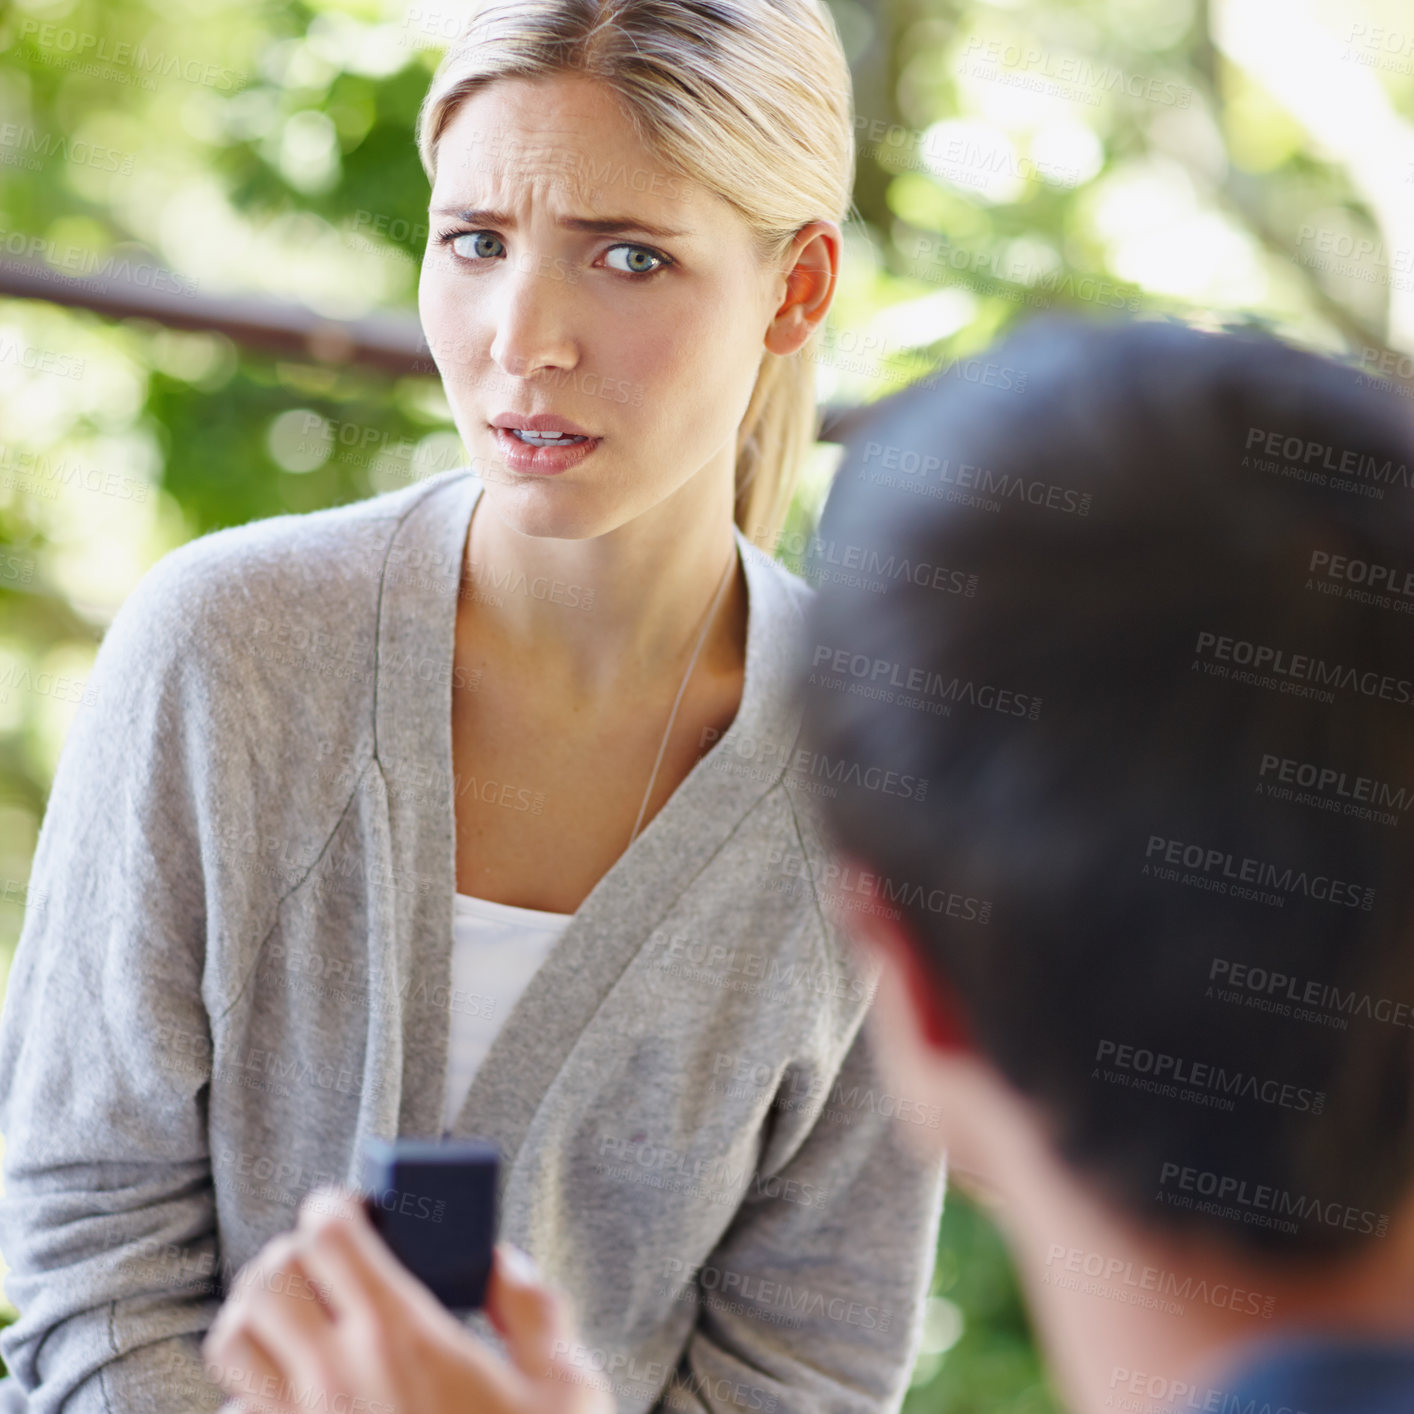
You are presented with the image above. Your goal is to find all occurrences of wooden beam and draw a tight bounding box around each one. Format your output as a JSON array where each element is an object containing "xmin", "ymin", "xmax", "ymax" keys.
[{"xmin": 0, "ymin": 255, "xmax": 870, "ymax": 439}]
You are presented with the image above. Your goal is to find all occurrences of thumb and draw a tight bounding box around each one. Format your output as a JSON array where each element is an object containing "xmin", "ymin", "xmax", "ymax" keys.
[{"xmin": 485, "ymin": 1243, "xmax": 575, "ymax": 1379}]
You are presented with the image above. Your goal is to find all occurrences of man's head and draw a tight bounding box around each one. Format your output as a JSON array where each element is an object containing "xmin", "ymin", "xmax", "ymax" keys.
[{"xmin": 797, "ymin": 315, "xmax": 1414, "ymax": 1278}]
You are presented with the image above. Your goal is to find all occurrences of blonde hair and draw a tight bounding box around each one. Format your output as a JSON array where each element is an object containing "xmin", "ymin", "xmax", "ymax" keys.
[{"xmin": 415, "ymin": 0, "xmax": 856, "ymax": 551}]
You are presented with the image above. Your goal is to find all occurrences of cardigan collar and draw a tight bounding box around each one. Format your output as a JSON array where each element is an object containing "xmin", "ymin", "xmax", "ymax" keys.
[{"xmin": 366, "ymin": 468, "xmax": 811, "ymax": 1176}]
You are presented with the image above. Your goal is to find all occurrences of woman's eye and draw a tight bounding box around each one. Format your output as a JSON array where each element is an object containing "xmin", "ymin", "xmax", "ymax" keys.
[
  {"xmin": 439, "ymin": 231, "xmax": 669, "ymax": 278},
  {"xmin": 449, "ymin": 231, "xmax": 502, "ymax": 261},
  {"xmin": 603, "ymin": 243, "xmax": 668, "ymax": 277}
]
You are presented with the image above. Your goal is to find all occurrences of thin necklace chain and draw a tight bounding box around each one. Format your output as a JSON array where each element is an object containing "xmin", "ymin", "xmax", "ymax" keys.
[{"xmin": 628, "ymin": 541, "xmax": 739, "ymax": 848}]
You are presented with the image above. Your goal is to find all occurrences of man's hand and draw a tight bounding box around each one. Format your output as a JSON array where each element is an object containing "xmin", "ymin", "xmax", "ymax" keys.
[{"xmin": 203, "ymin": 1186, "xmax": 613, "ymax": 1414}]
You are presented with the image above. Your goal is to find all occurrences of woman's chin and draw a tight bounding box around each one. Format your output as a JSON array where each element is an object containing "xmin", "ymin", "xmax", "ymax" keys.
[{"xmin": 477, "ymin": 480, "xmax": 608, "ymax": 541}]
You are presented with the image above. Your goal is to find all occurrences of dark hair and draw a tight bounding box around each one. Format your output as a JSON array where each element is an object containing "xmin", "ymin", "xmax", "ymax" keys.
[{"xmin": 797, "ymin": 314, "xmax": 1414, "ymax": 1261}]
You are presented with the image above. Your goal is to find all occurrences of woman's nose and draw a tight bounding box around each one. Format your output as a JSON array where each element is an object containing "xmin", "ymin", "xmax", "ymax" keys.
[{"xmin": 488, "ymin": 252, "xmax": 579, "ymax": 378}]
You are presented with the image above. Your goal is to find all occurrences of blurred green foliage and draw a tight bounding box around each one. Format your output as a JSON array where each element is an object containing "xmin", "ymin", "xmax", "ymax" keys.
[
  {"xmin": 905, "ymin": 1189, "xmax": 1063, "ymax": 1414},
  {"xmin": 1, "ymin": 0, "xmax": 1411, "ymax": 1402}
]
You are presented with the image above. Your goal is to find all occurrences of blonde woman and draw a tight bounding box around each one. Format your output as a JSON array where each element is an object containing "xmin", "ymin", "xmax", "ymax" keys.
[{"xmin": 0, "ymin": 3, "xmax": 946, "ymax": 1412}]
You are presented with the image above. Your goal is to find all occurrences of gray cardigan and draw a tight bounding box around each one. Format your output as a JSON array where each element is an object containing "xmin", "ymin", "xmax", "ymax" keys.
[{"xmin": 0, "ymin": 469, "xmax": 946, "ymax": 1413}]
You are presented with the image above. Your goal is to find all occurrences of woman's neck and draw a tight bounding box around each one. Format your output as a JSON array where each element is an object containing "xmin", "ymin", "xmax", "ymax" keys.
[{"xmin": 459, "ymin": 467, "xmax": 747, "ymax": 701}]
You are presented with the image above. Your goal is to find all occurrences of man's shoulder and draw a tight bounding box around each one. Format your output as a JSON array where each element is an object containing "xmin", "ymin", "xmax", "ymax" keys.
[{"xmin": 1219, "ymin": 1335, "xmax": 1414, "ymax": 1414}]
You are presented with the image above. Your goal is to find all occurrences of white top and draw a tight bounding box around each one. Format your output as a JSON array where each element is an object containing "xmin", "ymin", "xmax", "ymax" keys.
[{"xmin": 440, "ymin": 890, "xmax": 575, "ymax": 1135}]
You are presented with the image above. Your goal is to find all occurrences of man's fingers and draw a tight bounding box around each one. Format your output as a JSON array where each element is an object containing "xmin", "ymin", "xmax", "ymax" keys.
[
  {"xmin": 296, "ymin": 1186, "xmax": 450, "ymax": 1327},
  {"xmin": 295, "ymin": 1190, "xmax": 534, "ymax": 1407},
  {"xmin": 209, "ymin": 1224, "xmax": 341, "ymax": 1405},
  {"xmin": 227, "ymin": 1235, "xmax": 293, "ymax": 1301},
  {"xmin": 204, "ymin": 1324, "xmax": 293, "ymax": 1414},
  {"xmin": 485, "ymin": 1243, "xmax": 574, "ymax": 1380},
  {"xmin": 238, "ymin": 1250, "xmax": 342, "ymax": 1399}
]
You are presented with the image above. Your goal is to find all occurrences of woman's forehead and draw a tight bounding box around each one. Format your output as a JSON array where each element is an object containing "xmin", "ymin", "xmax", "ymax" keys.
[
  {"xmin": 431, "ymin": 95, "xmax": 709, "ymax": 234},
  {"xmin": 437, "ymin": 73, "xmax": 641, "ymax": 159}
]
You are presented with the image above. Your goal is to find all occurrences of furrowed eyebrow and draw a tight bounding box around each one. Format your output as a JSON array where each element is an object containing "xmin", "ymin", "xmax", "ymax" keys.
[{"xmin": 430, "ymin": 207, "xmax": 689, "ymax": 240}]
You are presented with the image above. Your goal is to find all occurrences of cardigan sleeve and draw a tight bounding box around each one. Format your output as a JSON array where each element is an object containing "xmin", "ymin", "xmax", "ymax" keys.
[
  {"xmin": 0, "ymin": 549, "xmax": 229, "ymax": 1414},
  {"xmin": 653, "ymin": 1014, "xmax": 947, "ymax": 1414}
]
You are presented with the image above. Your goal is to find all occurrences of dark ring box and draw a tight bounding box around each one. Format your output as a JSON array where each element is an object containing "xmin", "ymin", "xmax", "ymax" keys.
[{"xmin": 359, "ymin": 1136, "xmax": 500, "ymax": 1310}]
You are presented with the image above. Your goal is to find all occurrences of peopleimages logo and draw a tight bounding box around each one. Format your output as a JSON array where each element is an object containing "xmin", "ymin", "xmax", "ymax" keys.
[
  {"xmin": 1245, "ymin": 424, "xmax": 1414, "ymax": 492},
  {"xmin": 1192, "ymin": 629, "xmax": 1414, "ymax": 707},
  {"xmin": 1209, "ymin": 958, "xmax": 1414, "ymax": 1030},
  {"xmin": 1157, "ymin": 1161, "xmax": 1389, "ymax": 1239},
  {"xmin": 1045, "ymin": 1245, "xmax": 1275, "ymax": 1319},
  {"xmin": 647, "ymin": 933, "xmax": 872, "ymax": 1005},
  {"xmin": 860, "ymin": 440, "xmax": 1093, "ymax": 514},
  {"xmin": 1093, "ymin": 1039, "xmax": 1325, "ymax": 1113},
  {"xmin": 661, "ymin": 1257, "xmax": 894, "ymax": 1331},
  {"xmin": 1256, "ymin": 751, "xmax": 1409, "ymax": 830},
  {"xmin": 1108, "ymin": 1366, "xmax": 1300, "ymax": 1414},
  {"xmin": 699, "ymin": 727, "xmax": 929, "ymax": 801},
  {"xmin": 1308, "ymin": 549, "xmax": 1414, "ymax": 599},
  {"xmin": 17, "ymin": 19, "xmax": 246, "ymax": 91},
  {"xmin": 765, "ymin": 843, "xmax": 992, "ymax": 924},
  {"xmin": 768, "ymin": 528, "xmax": 977, "ymax": 598},
  {"xmin": 1258, "ymin": 754, "xmax": 1411, "ymax": 812},
  {"xmin": 808, "ymin": 643, "xmax": 1041, "ymax": 719},
  {"xmin": 1143, "ymin": 835, "xmax": 1375, "ymax": 910}
]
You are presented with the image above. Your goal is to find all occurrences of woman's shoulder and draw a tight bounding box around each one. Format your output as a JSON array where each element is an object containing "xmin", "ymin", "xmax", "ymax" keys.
[
  {"xmin": 103, "ymin": 471, "xmax": 467, "ymax": 679},
  {"xmin": 726, "ymin": 776, "xmax": 881, "ymax": 1039},
  {"xmin": 737, "ymin": 530, "xmax": 817, "ymax": 627},
  {"xmin": 133, "ymin": 472, "xmax": 456, "ymax": 614}
]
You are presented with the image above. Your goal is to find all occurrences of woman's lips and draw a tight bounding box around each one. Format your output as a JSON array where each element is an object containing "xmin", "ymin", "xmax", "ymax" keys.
[{"xmin": 491, "ymin": 425, "xmax": 602, "ymax": 475}]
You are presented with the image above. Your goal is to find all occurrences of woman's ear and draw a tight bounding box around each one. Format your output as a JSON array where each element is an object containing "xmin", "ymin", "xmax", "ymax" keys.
[{"xmin": 763, "ymin": 220, "xmax": 841, "ymax": 356}]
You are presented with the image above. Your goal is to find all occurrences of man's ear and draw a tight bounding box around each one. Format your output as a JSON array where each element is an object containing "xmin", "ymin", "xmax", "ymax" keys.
[{"xmin": 835, "ymin": 851, "xmax": 977, "ymax": 1056}]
